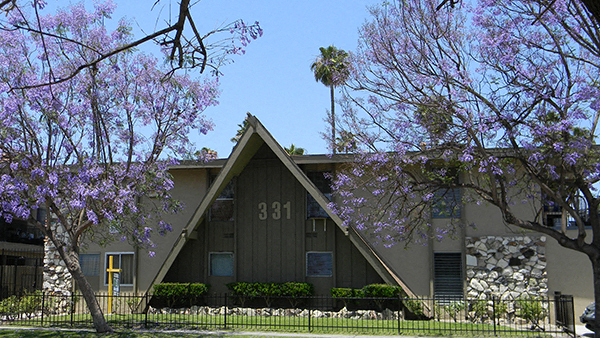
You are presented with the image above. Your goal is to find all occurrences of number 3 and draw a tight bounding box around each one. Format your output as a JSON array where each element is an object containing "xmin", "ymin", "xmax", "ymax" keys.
[{"xmin": 258, "ymin": 202, "xmax": 267, "ymax": 220}]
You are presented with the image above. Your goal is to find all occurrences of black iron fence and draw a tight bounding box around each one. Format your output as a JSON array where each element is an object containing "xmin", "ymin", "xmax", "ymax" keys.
[
  {"xmin": 0, "ymin": 292, "xmax": 576, "ymax": 336},
  {"xmin": 0, "ymin": 248, "xmax": 43, "ymax": 300}
]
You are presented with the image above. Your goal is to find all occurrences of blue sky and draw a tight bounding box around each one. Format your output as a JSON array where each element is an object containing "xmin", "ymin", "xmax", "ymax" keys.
[{"xmin": 109, "ymin": 0, "xmax": 379, "ymax": 158}]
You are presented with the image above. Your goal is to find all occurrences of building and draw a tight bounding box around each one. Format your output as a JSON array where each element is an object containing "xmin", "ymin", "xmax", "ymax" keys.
[{"xmin": 68, "ymin": 115, "xmax": 594, "ymax": 315}]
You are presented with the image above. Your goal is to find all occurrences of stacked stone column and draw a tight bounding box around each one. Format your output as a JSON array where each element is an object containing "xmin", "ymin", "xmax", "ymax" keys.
[{"xmin": 466, "ymin": 235, "xmax": 547, "ymax": 300}]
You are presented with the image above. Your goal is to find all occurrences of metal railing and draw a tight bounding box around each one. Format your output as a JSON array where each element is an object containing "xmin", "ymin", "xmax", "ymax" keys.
[
  {"xmin": 0, "ymin": 248, "xmax": 43, "ymax": 300},
  {"xmin": 0, "ymin": 292, "xmax": 576, "ymax": 336}
]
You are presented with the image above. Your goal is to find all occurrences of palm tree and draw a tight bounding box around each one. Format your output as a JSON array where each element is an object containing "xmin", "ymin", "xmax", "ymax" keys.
[
  {"xmin": 284, "ymin": 144, "xmax": 306, "ymax": 155},
  {"xmin": 231, "ymin": 114, "xmax": 251, "ymax": 143},
  {"xmin": 310, "ymin": 45, "xmax": 350, "ymax": 154}
]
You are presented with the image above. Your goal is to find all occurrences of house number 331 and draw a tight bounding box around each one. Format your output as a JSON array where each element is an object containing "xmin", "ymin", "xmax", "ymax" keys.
[{"xmin": 258, "ymin": 201, "xmax": 291, "ymax": 220}]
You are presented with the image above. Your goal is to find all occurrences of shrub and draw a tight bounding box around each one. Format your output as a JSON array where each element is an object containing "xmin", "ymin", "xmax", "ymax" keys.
[
  {"xmin": 442, "ymin": 301, "xmax": 466, "ymax": 322},
  {"xmin": 19, "ymin": 290, "xmax": 43, "ymax": 318},
  {"xmin": 403, "ymin": 298, "xmax": 426, "ymax": 319},
  {"xmin": 516, "ymin": 296, "xmax": 547, "ymax": 329},
  {"xmin": 0, "ymin": 295, "xmax": 20, "ymax": 321},
  {"xmin": 152, "ymin": 283, "xmax": 210, "ymax": 308},
  {"xmin": 227, "ymin": 282, "xmax": 258, "ymax": 307},
  {"xmin": 361, "ymin": 284, "xmax": 403, "ymax": 298},
  {"xmin": 255, "ymin": 283, "xmax": 281, "ymax": 307},
  {"xmin": 227, "ymin": 282, "xmax": 314, "ymax": 308},
  {"xmin": 467, "ymin": 299, "xmax": 489, "ymax": 323},
  {"xmin": 281, "ymin": 282, "xmax": 314, "ymax": 307},
  {"xmin": 331, "ymin": 288, "xmax": 359, "ymax": 308},
  {"xmin": 362, "ymin": 284, "xmax": 403, "ymax": 311}
]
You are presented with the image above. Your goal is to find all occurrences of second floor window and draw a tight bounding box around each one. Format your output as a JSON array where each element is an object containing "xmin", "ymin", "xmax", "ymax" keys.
[
  {"xmin": 307, "ymin": 171, "xmax": 331, "ymax": 218},
  {"xmin": 210, "ymin": 178, "xmax": 235, "ymax": 221}
]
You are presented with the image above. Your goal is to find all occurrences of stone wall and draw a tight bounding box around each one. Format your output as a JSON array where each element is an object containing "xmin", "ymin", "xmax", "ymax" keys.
[
  {"xmin": 43, "ymin": 223, "xmax": 73, "ymax": 297},
  {"xmin": 465, "ymin": 235, "xmax": 547, "ymax": 300}
]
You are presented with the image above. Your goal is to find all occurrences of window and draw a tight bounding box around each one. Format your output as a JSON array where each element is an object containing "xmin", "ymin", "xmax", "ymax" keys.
[
  {"xmin": 432, "ymin": 188, "xmax": 462, "ymax": 219},
  {"xmin": 104, "ymin": 253, "xmax": 134, "ymax": 285},
  {"xmin": 80, "ymin": 254, "xmax": 100, "ymax": 276},
  {"xmin": 209, "ymin": 252, "xmax": 234, "ymax": 276},
  {"xmin": 434, "ymin": 252, "xmax": 463, "ymax": 300},
  {"xmin": 306, "ymin": 251, "xmax": 333, "ymax": 277},
  {"xmin": 307, "ymin": 171, "xmax": 332, "ymax": 218},
  {"xmin": 543, "ymin": 193, "xmax": 596, "ymax": 229},
  {"xmin": 210, "ymin": 178, "xmax": 235, "ymax": 221}
]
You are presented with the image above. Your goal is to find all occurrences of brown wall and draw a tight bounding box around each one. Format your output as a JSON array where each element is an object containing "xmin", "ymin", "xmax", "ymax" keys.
[{"xmin": 165, "ymin": 145, "xmax": 382, "ymax": 295}]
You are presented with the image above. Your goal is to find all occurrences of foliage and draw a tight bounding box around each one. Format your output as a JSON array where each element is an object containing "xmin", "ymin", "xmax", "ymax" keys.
[
  {"xmin": 0, "ymin": 1, "xmax": 259, "ymax": 333},
  {"xmin": 311, "ymin": 45, "xmax": 350, "ymax": 153},
  {"xmin": 226, "ymin": 282, "xmax": 314, "ymax": 308},
  {"xmin": 467, "ymin": 300, "xmax": 489, "ymax": 323},
  {"xmin": 516, "ymin": 296, "xmax": 548, "ymax": 328},
  {"xmin": 0, "ymin": 290, "xmax": 44, "ymax": 320},
  {"xmin": 403, "ymin": 298, "xmax": 426, "ymax": 318},
  {"xmin": 280, "ymin": 282, "xmax": 314, "ymax": 307},
  {"xmin": 153, "ymin": 283, "xmax": 210, "ymax": 308},
  {"xmin": 442, "ymin": 301, "xmax": 466, "ymax": 322},
  {"xmin": 284, "ymin": 144, "xmax": 306, "ymax": 155},
  {"xmin": 332, "ymin": 0, "xmax": 600, "ymax": 327},
  {"xmin": 0, "ymin": 296, "xmax": 20, "ymax": 321},
  {"xmin": 361, "ymin": 284, "xmax": 403, "ymax": 298},
  {"xmin": 255, "ymin": 283, "xmax": 281, "ymax": 308},
  {"xmin": 331, "ymin": 287, "xmax": 359, "ymax": 308},
  {"xmin": 126, "ymin": 296, "xmax": 141, "ymax": 314}
]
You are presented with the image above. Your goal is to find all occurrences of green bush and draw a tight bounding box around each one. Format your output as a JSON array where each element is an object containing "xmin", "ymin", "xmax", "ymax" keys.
[
  {"xmin": 280, "ymin": 282, "xmax": 314, "ymax": 308},
  {"xmin": 188, "ymin": 283, "xmax": 210, "ymax": 298},
  {"xmin": 361, "ymin": 284, "xmax": 403, "ymax": 298},
  {"xmin": 331, "ymin": 287, "xmax": 357, "ymax": 298},
  {"xmin": 255, "ymin": 283, "xmax": 281, "ymax": 307},
  {"xmin": 467, "ymin": 299, "xmax": 489, "ymax": 323},
  {"xmin": 442, "ymin": 301, "xmax": 466, "ymax": 322},
  {"xmin": 403, "ymin": 298, "xmax": 426, "ymax": 318},
  {"xmin": 516, "ymin": 296, "xmax": 547, "ymax": 329},
  {"xmin": 281, "ymin": 282, "xmax": 314, "ymax": 298},
  {"xmin": 20, "ymin": 290, "xmax": 43, "ymax": 318},
  {"xmin": 0, "ymin": 290, "xmax": 44, "ymax": 320},
  {"xmin": 0, "ymin": 295, "xmax": 20, "ymax": 320},
  {"xmin": 227, "ymin": 282, "xmax": 258, "ymax": 307},
  {"xmin": 152, "ymin": 283, "xmax": 210, "ymax": 308},
  {"xmin": 227, "ymin": 282, "xmax": 314, "ymax": 308}
]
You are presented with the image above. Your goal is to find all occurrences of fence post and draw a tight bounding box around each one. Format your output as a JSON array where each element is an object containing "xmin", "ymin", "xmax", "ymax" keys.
[
  {"xmin": 70, "ymin": 292, "xmax": 74, "ymax": 327},
  {"xmin": 397, "ymin": 295, "xmax": 401, "ymax": 335},
  {"xmin": 144, "ymin": 292, "xmax": 148, "ymax": 329},
  {"xmin": 41, "ymin": 291, "xmax": 45, "ymax": 327},
  {"xmin": 492, "ymin": 296, "xmax": 497, "ymax": 336},
  {"xmin": 223, "ymin": 293, "xmax": 229, "ymax": 330},
  {"xmin": 308, "ymin": 297, "xmax": 312, "ymax": 332}
]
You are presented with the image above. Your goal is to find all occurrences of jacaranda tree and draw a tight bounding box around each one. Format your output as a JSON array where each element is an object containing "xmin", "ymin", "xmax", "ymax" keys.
[
  {"xmin": 333, "ymin": 0, "xmax": 600, "ymax": 331},
  {"xmin": 0, "ymin": 1, "xmax": 260, "ymax": 333}
]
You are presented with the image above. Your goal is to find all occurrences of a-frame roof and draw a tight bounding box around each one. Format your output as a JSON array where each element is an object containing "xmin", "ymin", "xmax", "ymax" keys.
[{"xmin": 148, "ymin": 115, "xmax": 417, "ymax": 298}]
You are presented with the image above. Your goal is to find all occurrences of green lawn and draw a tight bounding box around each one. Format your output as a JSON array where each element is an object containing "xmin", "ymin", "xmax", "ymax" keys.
[
  {"xmin": 1, "ymin": 313, "xmax": 553, "ymax": 337},
  {"xmin": 0, "ymin": 329, "xmax": 215, "ymax": 338}
]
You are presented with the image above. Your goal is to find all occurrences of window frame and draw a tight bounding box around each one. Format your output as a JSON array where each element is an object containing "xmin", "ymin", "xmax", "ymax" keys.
[
  {"xmin": 306, "ymin": 171, "xmax": 332, "ymax": 219},
  {"xmin": 104, "ymin": 252, "xmax": 134, "ymax": 286},
  {"xmin": 431, "ymin": 187, "xmax": 462, "ymax": 219},
  {"xmin": 305, "ymin": 251, "xmax": 333, "ymax": 277},
  {"xmin": 209, "ymin": 252, "xmax": 234, "ymax": 277},
  {"xmin": 80, "ymin": 253, "xmax": 100, "ymax": 277},
  {"xmin": 209, "ymin": 178, "xmax": 235, "ymax": 221}
]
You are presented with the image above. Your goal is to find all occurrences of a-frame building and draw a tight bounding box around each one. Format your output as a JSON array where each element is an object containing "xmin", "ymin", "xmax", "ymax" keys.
[{"xmin": 149, "ymin": 114, "xmax": 414, "ymax": 296}]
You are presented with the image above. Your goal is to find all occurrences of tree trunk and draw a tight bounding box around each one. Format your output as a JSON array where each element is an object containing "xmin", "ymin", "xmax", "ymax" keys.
[
  {"xmin": 59, "ymin": 246, "xmax": 113, "ymax": 333},
  {"xmin": 330, "ymin": 84, "xmax": 336, "ymax": 155},
  {"xmin": 592, "ymin": 254, "xmax": 600, "ymax": 338}
]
